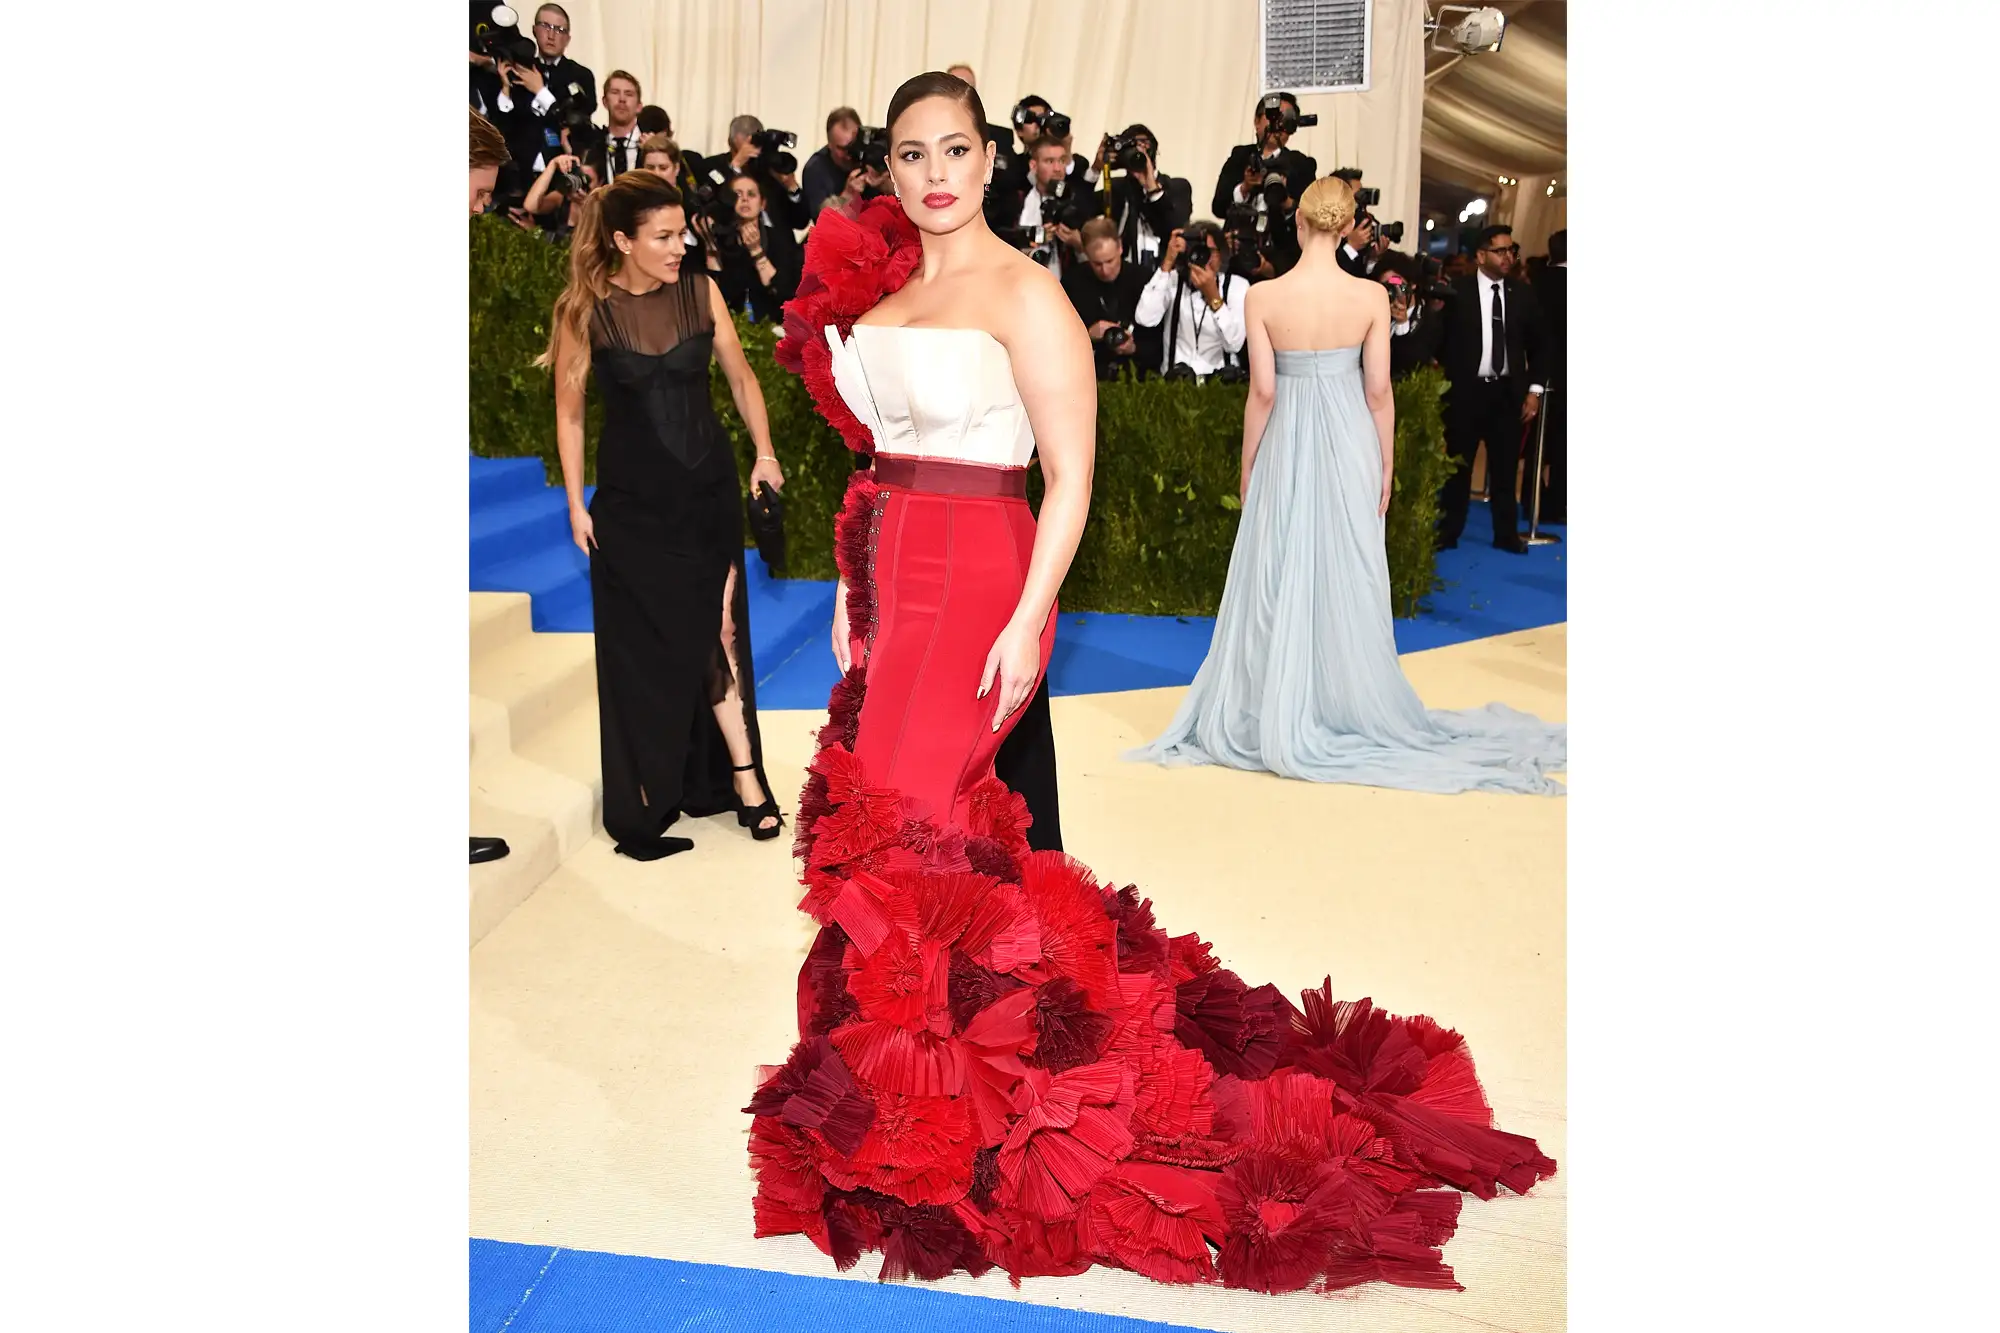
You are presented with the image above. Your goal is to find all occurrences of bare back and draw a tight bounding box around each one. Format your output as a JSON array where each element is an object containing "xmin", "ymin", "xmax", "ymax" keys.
[{"xmin": 1252, "ymin": 261, "xmax": 1384, "ymax": 352}]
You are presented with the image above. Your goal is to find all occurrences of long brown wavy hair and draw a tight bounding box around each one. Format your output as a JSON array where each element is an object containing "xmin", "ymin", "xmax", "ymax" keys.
[{"xmin": 535, "ymin": 169, "xmax": 684, "ymax": 391}]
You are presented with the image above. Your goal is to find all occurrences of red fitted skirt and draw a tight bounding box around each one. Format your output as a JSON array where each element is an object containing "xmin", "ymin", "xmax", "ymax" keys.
[{"xmin": 846, "ymin": 458, "xmax": 1056, "ymax": 831}]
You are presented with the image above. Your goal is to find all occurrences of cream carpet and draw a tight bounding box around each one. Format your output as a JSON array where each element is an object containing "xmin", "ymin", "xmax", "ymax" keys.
[{"xmin": 471, "ymin": 624, "xmax": 1566, "ymax": 1332}]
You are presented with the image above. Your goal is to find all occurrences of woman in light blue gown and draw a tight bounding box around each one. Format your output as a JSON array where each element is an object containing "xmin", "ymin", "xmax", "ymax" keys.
[{"xmin": 1126, "ymin": 177, "xmax": 1565, "ymax": 795}]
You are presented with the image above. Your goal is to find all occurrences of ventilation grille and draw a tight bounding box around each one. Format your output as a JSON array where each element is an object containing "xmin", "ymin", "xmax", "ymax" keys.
[{"xmin": 1260, "ymin": 0, "xmax": 1372, "ymax": 94}]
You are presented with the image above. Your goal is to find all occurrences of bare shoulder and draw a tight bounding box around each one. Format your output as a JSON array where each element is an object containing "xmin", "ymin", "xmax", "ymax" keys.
[{"xmin": 991, "ymin": 252, "xmax": 1074, "ymax": 342}]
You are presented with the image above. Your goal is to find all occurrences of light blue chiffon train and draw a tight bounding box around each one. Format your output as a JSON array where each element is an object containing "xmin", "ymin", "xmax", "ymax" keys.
[{"xmin": 1124, "ymin": 346, "xmax": 1566, "ymax": 795}]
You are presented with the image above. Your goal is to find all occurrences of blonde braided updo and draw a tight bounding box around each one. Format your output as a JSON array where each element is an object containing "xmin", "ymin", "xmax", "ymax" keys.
[{"xmin": 1297, "ymin": 176, "xmax": 1355, "ymax": 236}]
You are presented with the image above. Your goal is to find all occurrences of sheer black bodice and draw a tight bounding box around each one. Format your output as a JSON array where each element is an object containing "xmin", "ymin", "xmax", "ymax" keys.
[{"xmin": 590, "ymin": 272, "xmax": 734, "ymax": 504}]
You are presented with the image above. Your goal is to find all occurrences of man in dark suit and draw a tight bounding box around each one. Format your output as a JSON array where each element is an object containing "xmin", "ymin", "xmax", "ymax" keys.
[
  {"xmin": 1432, "ymin": 225, "xmax": 1550, "ymax": 553},
  {"xmin": 1088, "ymin": 124, "xmax": 1192, "ymax": 271},
  {"xmin": 490, "ymin": 5, "xmax": 595, "ymax": 173},
  {"xmin": 1527, "ymin": 229, "xmax": 1567, "ymax": 524},
  {"xmin": 1209, "ymin": 93, "xmax": 1320, "ymax": 220}
]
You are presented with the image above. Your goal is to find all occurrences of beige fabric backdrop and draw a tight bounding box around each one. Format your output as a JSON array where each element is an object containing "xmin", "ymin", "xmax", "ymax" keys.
[
  {"xmin": 542, "ymin": 0, "xmax": 1426, "ymax": 235},
  {"xmin": 1495, "ymin": 173, "xmax": 1565, "ymax": 256}
]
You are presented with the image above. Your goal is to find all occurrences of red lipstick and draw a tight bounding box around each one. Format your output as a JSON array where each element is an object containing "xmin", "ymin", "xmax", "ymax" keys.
[{"xmin": 922, "ymin": 191, "xmax": 957, "ymax": 209}]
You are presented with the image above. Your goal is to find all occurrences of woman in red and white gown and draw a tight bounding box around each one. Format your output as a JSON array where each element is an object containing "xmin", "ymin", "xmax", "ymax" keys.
[{"xmin": 748, "ymin": 71, "xmax": 1555, "ymax": 1296}]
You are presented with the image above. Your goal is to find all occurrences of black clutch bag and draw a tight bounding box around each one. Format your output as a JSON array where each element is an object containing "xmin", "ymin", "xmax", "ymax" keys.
[{"xmin": 746, "ymin": 480, "xmax": 787, "ymax": 576}]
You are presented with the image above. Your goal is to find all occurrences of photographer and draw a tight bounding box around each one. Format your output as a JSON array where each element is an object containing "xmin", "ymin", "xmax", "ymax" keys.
[
  {"xmin": 699, "ymin": 173, "xmax": 802, "ymax": 323},
  {"xmin": 1064, "ymin": 217, "xmax": 1153, "ymax": 381},
  {"xmin": 480, "ymin": 5, "xmax": 595, "ymax": 174},
  {"xmin": 1007, "ymin": 136, "xmax": 1092, "ymax": 278},
  {"xmin": 694, "ymin": 114, "xmax": 813, "ymax": 234},
  {"xmin": 802, "ymin": 107, "xmax": 863, "ymax": 219},
  {"xmin": 1088, "ymin": 123, "xmax": 1191, "ymax": 271},
  {"xmin": 1210, "ymin": 92, "xmax": 1320, "ymax": 219},
  {"xmin": 521, "ymin": 153, "xmax": 598, "ymax": 240},
  {"xmin": 579, "ymin": 71, "xmax": 645, "ymax": 184},
  {"xmin": 1371, "ymin": 252, "xmax": 1448, "ymax": 378},
  {"xmin": 1135, "ymin": 222, "xmax": 1247, "ymax": 381}
]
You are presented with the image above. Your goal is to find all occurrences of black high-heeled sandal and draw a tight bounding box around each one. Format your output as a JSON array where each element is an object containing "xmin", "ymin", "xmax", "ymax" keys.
[{"xmin": 732, "ymin": 763, "xmax": 785, "ymax": 841}]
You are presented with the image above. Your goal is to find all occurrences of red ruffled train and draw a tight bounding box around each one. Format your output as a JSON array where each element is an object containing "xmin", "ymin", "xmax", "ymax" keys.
[{"xmin": 747, "ymin": 197, "xmax": 1555, "ymax": 1296}]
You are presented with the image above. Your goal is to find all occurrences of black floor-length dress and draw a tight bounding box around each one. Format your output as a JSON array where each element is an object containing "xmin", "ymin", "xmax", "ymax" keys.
[{"xmin": 586, "ymin": 270, "xmax": 773, "ymax": 856}]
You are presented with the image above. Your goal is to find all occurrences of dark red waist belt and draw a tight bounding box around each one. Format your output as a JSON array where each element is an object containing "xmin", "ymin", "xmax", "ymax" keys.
[{"xmin": 872, "ymin": 455, "xmax": 1027, "ymax": 499}]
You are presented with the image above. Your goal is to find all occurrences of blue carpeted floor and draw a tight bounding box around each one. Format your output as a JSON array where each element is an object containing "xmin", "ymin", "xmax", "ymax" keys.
[
  {"xmin": 470, "ymin": 455, "xmax": 1565, "ymax": 709},
  {"xmin": 472, "ymin": 1241, "xmax": 1222, "ymax": 1333}
]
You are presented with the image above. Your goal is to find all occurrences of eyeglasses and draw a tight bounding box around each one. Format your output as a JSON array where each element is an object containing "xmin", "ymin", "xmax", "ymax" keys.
[
  {"xmin": 1478, "ymin": 243, "xmax": 1520, "ymax": 255},
  {"xmin": 534, "ymin": 20, "xmax": 570, "ymax": 35}
]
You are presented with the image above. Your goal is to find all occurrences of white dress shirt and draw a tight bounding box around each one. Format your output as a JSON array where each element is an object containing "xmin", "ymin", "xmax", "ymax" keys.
[
  {"xmin": 602, "ymin": 127, "xmax": 642, "ymax": 182},
  {"xmin": 1477, "ymin": 271, "xmax": 1543, "ymax": 394},
  {"xmin": 1135, "ymin": 268, "xmax": 1247, "ymax": 376},
  {"xmin": 492, "ymin": 82, "xmax": 557, "ymax": 173}
]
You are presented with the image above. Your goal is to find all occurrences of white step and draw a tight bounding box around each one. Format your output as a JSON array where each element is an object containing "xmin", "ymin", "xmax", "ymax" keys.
[
  {"xmin": 469, "ymin": 591, "xmax": 536, "ymax": 661},
  {"xmin": 469, "ymin": 628, "xmax": 598, "ymax": 752},
  {"xmin": 468, "ymin": 795, "xmax": 562, "ymax": 947}
]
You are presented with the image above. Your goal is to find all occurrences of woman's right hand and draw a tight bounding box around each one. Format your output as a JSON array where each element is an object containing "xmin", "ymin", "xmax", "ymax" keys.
[
  {"xmin": 569, "ymin": 503, "xmax": 595, "ymax": 554},
  {"xmin": 831, "ymin": 581, "xmax": 852, "ymax": 673}
]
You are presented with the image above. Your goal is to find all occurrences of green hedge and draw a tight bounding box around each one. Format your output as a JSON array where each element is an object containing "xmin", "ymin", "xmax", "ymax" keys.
[{"xmin": 470, "ymin": 215, "xmax": 1450, "ymax": 616}]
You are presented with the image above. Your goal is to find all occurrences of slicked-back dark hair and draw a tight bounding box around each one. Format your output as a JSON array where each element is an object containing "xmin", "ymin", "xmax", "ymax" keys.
[
  {"xmin": 1477, "ymin": 224, "xmax": 1515, "ymax": 250},
  {"xmin": 886, "ymin": 71, "xmax": 987, "ymax": 143}
]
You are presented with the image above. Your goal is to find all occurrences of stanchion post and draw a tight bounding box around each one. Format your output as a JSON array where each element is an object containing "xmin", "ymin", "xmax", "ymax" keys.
[{"xmin": 1523, "ymin": 384, "xmax": 1560, "ymax": 546}]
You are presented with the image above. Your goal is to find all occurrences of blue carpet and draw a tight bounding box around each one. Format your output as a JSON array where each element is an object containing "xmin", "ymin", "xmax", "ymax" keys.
[
  {"xmin": 470, "ymin": 1240, "xmax": 1222, "ymax": 1333},
  {"xmin": 468, "ymin": 456, "xmax": 1565, "ymax": 709}
]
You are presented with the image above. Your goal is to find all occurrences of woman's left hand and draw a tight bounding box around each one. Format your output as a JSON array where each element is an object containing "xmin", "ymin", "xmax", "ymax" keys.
[
  {"xmin": 1379, "ymin": 466, "xmax": 1393, "ymax": 517},
  {"xmin": 978, "ymin": 618, "xmax": 1043, "ymax": 733},
  {"xmin": 749, "ymin": 455, "xmax": 785, "ymax": 493}
]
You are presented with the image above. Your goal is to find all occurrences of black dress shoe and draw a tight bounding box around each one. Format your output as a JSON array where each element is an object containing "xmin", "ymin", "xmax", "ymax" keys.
[
  {"xmin": 1493, "ymin": 536, "xmax": 1529, "ymax": 554},
  {"xmin": 470, "ymin": 836, "xmax": 511, "ymax": 864}
]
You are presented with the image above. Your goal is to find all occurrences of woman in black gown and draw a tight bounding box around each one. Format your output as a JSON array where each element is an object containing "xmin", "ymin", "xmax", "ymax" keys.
[{"xmin": 538, "ymin": 170, "xmax": 787, "ymax": 860}]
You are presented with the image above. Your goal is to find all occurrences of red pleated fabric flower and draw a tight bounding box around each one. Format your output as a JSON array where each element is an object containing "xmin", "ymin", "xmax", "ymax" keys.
[
  {"xmin": 1084, "ymin": 1160, "xmax": 1226, "ymax": 1284},
  {"xmin": 998, "ymin": 1059, "xmax": 1138, "ymax": 1221},
  {"xmin": 774, "ymin": 196, "xmax": 922, "ymax": 457},
  {"xmin": 1214, "ymin": 1148, "xmax": 1350, "ymax": 1294},
  {"xmin": 745, "ymin": 1035, "xmax": 877, "ymax": 1155},
  {"xmin": 815, "ymin": 1091, "xmax": 975, "ymax": 1206},
  {"xmin": 749, "ymin": 1116, "xmax": 829, "ymax": 1247}
]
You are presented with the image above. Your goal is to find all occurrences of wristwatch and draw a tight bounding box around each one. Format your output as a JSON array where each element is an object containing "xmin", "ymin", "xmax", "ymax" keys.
[{"xmin": 1206, "ymin": 296, "xmax": 1224, "ymax": 313}]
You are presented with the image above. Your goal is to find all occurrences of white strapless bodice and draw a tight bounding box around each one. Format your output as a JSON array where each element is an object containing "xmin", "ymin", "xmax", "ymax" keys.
[{"xmin": 824, "ymin": 324, "xmax": 1036, "ymax": 468}]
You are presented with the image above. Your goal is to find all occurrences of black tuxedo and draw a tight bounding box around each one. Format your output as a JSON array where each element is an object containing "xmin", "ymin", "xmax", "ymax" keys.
[
  {"xmin": 1433, "ymin": 272, "xmax": 1551, "ymax": 547},
  {"xmin": 1104, "ymin": 173, "xmax": 1192, "ymax": 268},
  {"xmin": 1064, "ymin": 260, "xmax": 1152, "ymax": 379},
  {"xmin": 587, "ymin": 126, "xmax": 648, "ymax": 184},
  {"xmin": 1209, "ymin": 142, "xmax": 1319, "ymax": 218},
  {"xmin": 988, "ymin": 154, "xmax": 1092, "ymax": 243}
]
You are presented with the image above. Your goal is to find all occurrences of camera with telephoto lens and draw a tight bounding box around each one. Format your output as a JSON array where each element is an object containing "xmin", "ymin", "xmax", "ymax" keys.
[
  {"xmin": 1014, "ymin": 101, "xmax": 1071, "ymax": 142},
  {"xmin": 549, "ymin": 80, "xmax": 595, "ymax": 141},
  {"xmin": 1378, "ymin": 220, "xmax": 1404, "ymax": 244},
  {"xmin": 1352, "ymin": 185, "xmax": 1381, "ymax": 209},
  {"xmin": 1259, "ymin": 150, "xmax": 1307, "ymax": 212},
  {"xmin": 1222, "ymin": 203, "xmax": 1265, "ymax": 277},
  {"xmin": 551, "ymin": 162, "xmax": 589, "ymax": 202},
  {"xmin": 855, "ymin": 125, "xmax": 890, "ymax": 172},
  {"xmin": 1106, "ymin": 134, "xmax": 1149, "ymax": 173},
  {"xmin": 471, "ymin": 3, "xmax": 536, "ymax": 65},
  {"xmin": 1175, "ymin": 227, "xmax": 1212, "ymax": 273},
  {"xmin": 750, "ymin": 128, "xmax": 799, "ymax": 176},
  {"xmin": 1258, "ymin": 93, "xmax": 1319, "ymax": 137},
  {"xmin": 1048, "ymin": 177, "xmax": 1100, "ymax": 231}
]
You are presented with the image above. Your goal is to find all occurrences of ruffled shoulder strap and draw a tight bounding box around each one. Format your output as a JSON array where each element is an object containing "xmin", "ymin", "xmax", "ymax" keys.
[{"xmin": 774, "ymin": 197, "xmax": 923, "ymax": 456}]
